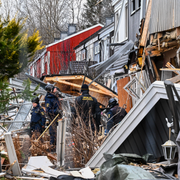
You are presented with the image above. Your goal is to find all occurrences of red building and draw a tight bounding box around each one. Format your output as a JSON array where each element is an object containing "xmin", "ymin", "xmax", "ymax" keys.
[{"xmin": 29, "ymin": 24, "xmax": 103, "ymax": 78}]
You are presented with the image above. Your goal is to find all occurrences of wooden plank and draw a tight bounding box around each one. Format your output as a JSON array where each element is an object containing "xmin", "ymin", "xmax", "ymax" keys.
[
  {"xmin": 167, "ymin": 74, "xmax": 180, "ymax": 83},
  {"xmin": 150, "ymin": 34, "xmax": 154, "ymax": 45},
  {"xmin": 140, "ymin": 0, "xmax": 152, "ymax": 47},
  {"xmin": 157, "ymin": 33, "xmax": 163, "ymax": 51},
  {"xmin": 149, "ymin": 50, "xmax": 162, "ymax": 57},
  {"xmin": 151, "ymin": 59, "xmax": 160, "ymax": 80},
  {"xmin": 117, "ymin": 77, "xmax": 132, "ymax": 113},
  {"xmin": 145, "ymin": 46, "xmax": 158, "ymax": 52},
  {"xmin": 160, "ymin": 68, "xmax": 180, "ymax": 71},
  {"xmin": 176, "ymin": 27, "xmax": 180, "ymax": 37},
  {"xmin": 107, "ymin": 79, "xmax": 111, "ymax": 88},
  {"xmin": 44, "ymin": 76, "xmax": 118, "ymax": 98},
  {"xmin": 55, "ymin": 79, "xmax": 114, "ymax": 97}
]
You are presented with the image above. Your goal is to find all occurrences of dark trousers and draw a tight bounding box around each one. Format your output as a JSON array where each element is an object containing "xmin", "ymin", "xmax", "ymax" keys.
[{"xmin": 49, "ymin": 119, "xmax": 58, "ymax": 145}]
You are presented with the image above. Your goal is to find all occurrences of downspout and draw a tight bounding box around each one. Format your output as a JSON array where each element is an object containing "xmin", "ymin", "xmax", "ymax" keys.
[
  {"xmin": 176, "ymin": 47, "xmax": 180, "ymax": 67},
  {"xmin": 82, "ymin": 44, "xmax": 87, "ymax": 85}
]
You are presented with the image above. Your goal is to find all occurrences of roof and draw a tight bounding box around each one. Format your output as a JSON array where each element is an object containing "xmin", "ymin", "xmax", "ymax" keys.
[
  {"xmin": 69, "ymin": 60, "xmax": 97, "ymax": 74},
  {"xmin": 86, "ymin": 81, "xmax": 180, "ymax": 167},
  {"xmin": 95, "ymin": 40, "xmax": 134, "ymax": 74},
  {"xmin": 46, "ymin": 24, "xmax": 104, "ymax": 48},
  {"xmin": 41, "ymin": 74, "xmax": 117, "ymax": 95},
  {"xmin": 74, "ymin": 28, "xmax": 102, "ymax": 50},
  {"xmin": 149, "ymin": 0, "xmax": 180, "ymax": 34}
]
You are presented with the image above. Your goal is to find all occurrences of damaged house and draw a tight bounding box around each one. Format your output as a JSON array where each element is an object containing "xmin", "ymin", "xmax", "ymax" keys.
[
  {"xmin": 2, "ymin": 0, "xmax": 180, "ymax": 179},
  {"xmin": 86, "ymin": 0, "xmax": 180, "ymax": 169}
]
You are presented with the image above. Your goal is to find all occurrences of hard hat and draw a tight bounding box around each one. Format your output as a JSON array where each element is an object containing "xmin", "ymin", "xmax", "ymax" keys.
[
  {"xmin": 108, "ymin": 98, "xmax": 118, "ymax": 108},
  {"xmin": 45, "ymin": 84, "xmax": 54, "ymax": 92}
]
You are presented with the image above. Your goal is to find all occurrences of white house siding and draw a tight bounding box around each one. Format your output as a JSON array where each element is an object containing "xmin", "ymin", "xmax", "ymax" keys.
[{"xmin": 113, "ymin": 0, "xmax": 128, "ymax": 43}]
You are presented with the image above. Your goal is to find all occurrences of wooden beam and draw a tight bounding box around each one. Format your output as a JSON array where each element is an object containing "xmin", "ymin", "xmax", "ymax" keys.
[
  {"xmin": 150, "ymin": 34, "xmax": 154, "ymax": 45},
  {"xmin": 149, "ymin": 50, "xmax": 163, "ymax": 57},
  {"xmin": 151, "ymin": 59, "xmax": 160, "ymax": 80},
  {"xmin": 160, "ymin": 68, "xmax": 180, "ymax": 71},
  {"xmin": 158, "ymin": 33, "xmax": 163, "ymax": 51},
  {"xmin": 140, "ymin": 0, "xmax": 152, "ymax": 47},
  {"xmin": 161, "ymin": 40, "xmax": 178, "ymax": 48},
  {"xmin": 167, "ymin": 74, "xmax": 180, "ymax": 83},
  {"xmin": 176, "ymin": 27, "xmax": 180, "ymax": 37},
  {"xmin": 44, "ymin": 75, "xmax": 83, "ymax": 81},
  {"xmin": 145, "ymin": 46, "xmax": 158, "ymax": 52},
  {"xmin": 45, "ymin": 76, "xmax": 118, "ymax": 98},
  {"xmin": 50, "ymin": 79, "xmax": 118, "ymax": 98}
]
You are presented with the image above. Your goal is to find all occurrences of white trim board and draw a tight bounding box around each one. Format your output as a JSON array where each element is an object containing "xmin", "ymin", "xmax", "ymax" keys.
[{"xmin": 86, "ymin": 81, "xmax": 180, "ymax": 167}]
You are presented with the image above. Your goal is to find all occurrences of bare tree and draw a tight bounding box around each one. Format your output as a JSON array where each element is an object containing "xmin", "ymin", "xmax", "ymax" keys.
[
  {"xmin": 0, "ymin": 0, "xmax": 17, "ymax": 19},
  {"xmin": 6, "ymin": 0, "xmax": 85, "ymax": 45}
]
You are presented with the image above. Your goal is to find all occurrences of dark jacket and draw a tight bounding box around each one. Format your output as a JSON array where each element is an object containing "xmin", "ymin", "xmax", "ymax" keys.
[
  {"xmin": 75, "ymin": 91, "xmax": 101, "ymax": 131},
  {"xmin": 106, "ymin": 105, "xmax": 127, "ymax": 132},
  {"xmin": 110, "ymin": 105, "xmax": 127, "ymax": 124},
  {"xmin": 45, "ymin": 92, "xmax": 60, "ymax": 118},
  {"xmin": 31, "ymin": 104, "xmax": 46, "ymax": 131}
]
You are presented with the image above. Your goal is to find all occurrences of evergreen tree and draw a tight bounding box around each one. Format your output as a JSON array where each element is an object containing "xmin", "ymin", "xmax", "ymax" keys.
[
  {"xmin": 0, "ymin": 14, "xmax": 43, "ymax": 114},
  {"xmin": 0, "ymin": 17, "xmax": 44, "ymax": 80},
  {"xmin": 81, "ymin": 0, "xmax": 114, "ymax": 28}
]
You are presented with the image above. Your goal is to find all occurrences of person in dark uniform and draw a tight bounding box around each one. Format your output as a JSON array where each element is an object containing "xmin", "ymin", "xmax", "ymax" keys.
[
  {"xmin": 30, "ymin": 97, "xmax": 46, "ymax": 136},
  {"xmin": 75, "ymin": 84, "xmax": 101, "ymax": 132},
  {"xmin": 45, "ymin": 84, "xmax": 61, "ymax": 146},
  {"xmin": 105, "ymin": 98, "xmax": 127, "ymax": 134}
]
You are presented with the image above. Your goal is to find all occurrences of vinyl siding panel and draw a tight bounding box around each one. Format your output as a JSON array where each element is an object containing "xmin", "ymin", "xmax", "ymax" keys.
[{"xmin": 115, "ymin": 99, "xmax": 175, "ymax": 158}]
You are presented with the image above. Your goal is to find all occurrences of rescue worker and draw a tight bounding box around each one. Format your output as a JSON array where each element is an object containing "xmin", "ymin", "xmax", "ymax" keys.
[
  {"xmin": 45, "ymin": 84, "xmax": 61, "ymax": 147},
  {"xmin": 105, "ymin": 98, "xmax": 127, "ymax": 134},
  {"xmin": 75, "ymin": 84, "xmax": 101, "ymax": 132},
  {"xmin": 30, "ymin": 97, "xmax": 46, "ymax": 136}
]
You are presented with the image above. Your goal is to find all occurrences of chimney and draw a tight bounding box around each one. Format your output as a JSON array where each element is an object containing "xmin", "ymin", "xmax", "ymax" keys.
[
  {"xmin": 60, "ymin": 31, "xmax": 68, "ymax": 40},
  {"xmin": 68, "ymin": 24, "xmax": 76, "ymax": 36}
]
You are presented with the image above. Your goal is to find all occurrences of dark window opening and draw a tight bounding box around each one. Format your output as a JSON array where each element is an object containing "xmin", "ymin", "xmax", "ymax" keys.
[{"xmin": 132, "ymin": 0, "xmax": 135, "ymax": 11}]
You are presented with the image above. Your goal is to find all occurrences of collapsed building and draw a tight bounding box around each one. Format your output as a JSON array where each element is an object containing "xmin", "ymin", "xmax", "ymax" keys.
[{"xmin": 1, "ymin": 0, "xmax": 180, "ymax": 179}]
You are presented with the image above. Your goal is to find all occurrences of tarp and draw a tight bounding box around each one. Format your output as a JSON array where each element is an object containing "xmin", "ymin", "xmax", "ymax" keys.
[{"xmin": 96, "ymin": 153, "xmax": 156, "ymax": 180}]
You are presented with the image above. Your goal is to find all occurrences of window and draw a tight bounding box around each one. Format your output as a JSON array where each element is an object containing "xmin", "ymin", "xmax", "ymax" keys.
[
  {"xmin": 41, "ymin": 56, "xmax": 45, "ymax": 74},
  {"xmin": 131, "ymin": 0, "xmax": 141, "ymax": 14},
  {"xmin": 132, "ymin": 0, "xmax": 135, "ymax": 11},
  {"xmin": 95, "ymin": 44, "xmax": 100, "ymax": 54},
  {"xmin": 81, "ymin": 49, "xmax": 86, "ymax": 60}
]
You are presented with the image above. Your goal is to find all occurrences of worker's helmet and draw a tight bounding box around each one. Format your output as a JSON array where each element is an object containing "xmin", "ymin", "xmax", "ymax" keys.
[
  {"xmin": 31, "ymin": 97, "xmax": 39, "ymax": 104},
  {"xmin": 108, "ymin": 98, "xmax": 118, "ymax": 108},
  {"xmin": 81, "ymin": 84, "xmax": 89, "ymax": 92},
  {"xmin": 45, "ymin": 84, "xmax": 54, "ymax": 92}
]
